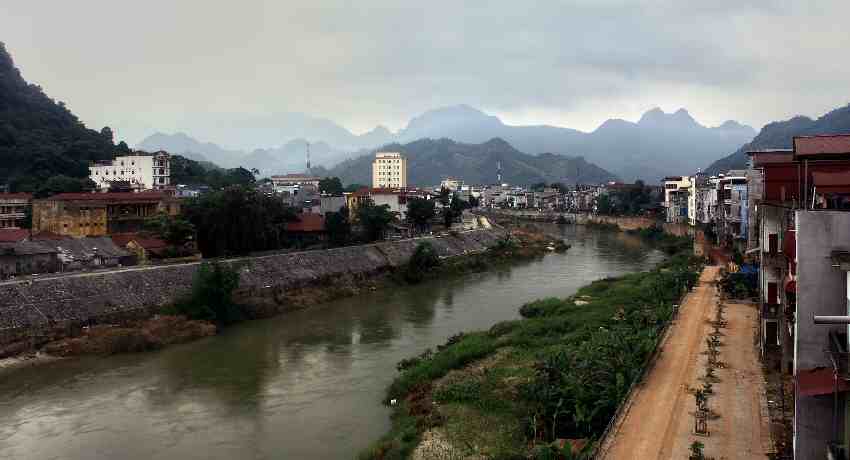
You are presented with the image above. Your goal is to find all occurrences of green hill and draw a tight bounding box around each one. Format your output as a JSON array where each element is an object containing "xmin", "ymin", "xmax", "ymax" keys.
[
  {"xmin": 327, "ymin": 137, "xmax": 618, "ymax": 187},
  {"xmin": 0, "ymin": 42, "xmax": 118, "ymax": 191}
]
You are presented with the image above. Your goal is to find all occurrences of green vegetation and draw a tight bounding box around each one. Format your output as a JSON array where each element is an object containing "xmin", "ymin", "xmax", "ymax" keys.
[
  {"xmin": 406, "ymin": 198, "xmax": 436, "ymax": 233},
  {"xmin": 169, "ymin": 154, "xmax": 255, "ymax": 189},
  {"xmin": 626, "ymin": 225, "xmax": 693, "ymax": 254},
  {"xmin": 719, "ymin": 271, "xmax": 757, "ymax": 299},
  {"xmin": 595, "ymin": 180, "xmax": 659, "ymax": 216},
  {"xmin": 169, "ymin": 262, "xmax": 245, "ymax": 324},
  {"xmin": 402, "ymin": 242, "xmax": 441, "ymax": 283},
  {"xmin": 318, "ymin": 176, "xmax": 344, "ymax": 195},
  {"xmin": 325, "ymin": 208, "xmax": 352, "ymax": 247},
  {"xmin": 363, "ymin": 231, "xmax": 700, "ymax": 459},
  {"xmin": 183, "ymin": 186, "xmax": 298, "ymax": 257},
  {"xmin": 356, "ymin": 200, "xmax": 395, "ymax": 242},
  {"xmin": 144, "ymin": 213, "xmax": 196, "ymax": 247}
]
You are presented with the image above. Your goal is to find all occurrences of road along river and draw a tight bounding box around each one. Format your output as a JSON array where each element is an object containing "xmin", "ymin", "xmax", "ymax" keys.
[{"xmin": 0, "ymin": 225, "xmax": 663, "ymax": 460}]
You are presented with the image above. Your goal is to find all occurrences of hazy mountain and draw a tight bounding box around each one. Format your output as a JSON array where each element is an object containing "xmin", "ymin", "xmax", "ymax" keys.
[
  {"xmin": 705, "ymin": 104, "xmax": 850, "ymax": 175},
  {"xmin": 138, "ymin": 132, "xmax": 355, "ymax": 176},
  {"xmin": 140, "ymin": 104, "xmax": 753, "ymax": 182},
  {"xmin": 0, "ymin": 42, "xmax": 116, "ymax": 191},
  {"xmin": 326, "ymin": 137, "xmax": 618, "ymax": 187},
  {"xmin": 390, "ymin": 105, "xmax": 754, "ymax": 182}
]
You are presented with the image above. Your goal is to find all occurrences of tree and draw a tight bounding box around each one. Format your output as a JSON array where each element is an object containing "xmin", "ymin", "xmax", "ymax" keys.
[
  {"xmin": 406, "ymin": 198, "xmax": 435, "ymax": 232},
  {"xmin": 325, "ymin": 208, "xmax": 351, "ymax": 246},
  {"xmin": 438, "ymin": 187, "xmax": 451, "ymax": 206},
  {"xmin": 100, "ymin": 126, "xmax": 114, "ymax": 143},
  {"xmin": 319, "ymin": 177, "xmax": 344, "ymax": 196},
  {"xmin": 531, "ymin": 182, "xmax": 547, "ymax": 192},
  {"xmin": 145, "ymin": 212, "xmax": 196, "ymax": 247},
  {"xmin": 468, "ymin": 195, "xmax": 480, "ymax": 207},
  {"xmin": 183, "ymin": 186, "xmax": 298, "ymax": 257},
  {"xmin": 173, "ymin": 262, "xmax": 243, "ymax": 324},
  {"xmin": 34, "ymin": 175, "xmax": 94, "ymax": 198},
  {"xmin": 404, "ymin": 241, "xmax": 441, "ymax": 283},
  {"xmin": 116, "ymin": 141, "xmax": 132, "ymax": 154},
  {"xmin": 355, "ymin": 200, "xmax": 395, "ymax": 242},
  {"xmin": 344, "ymin": 183, "xmax": 368, "ymax": 193}
]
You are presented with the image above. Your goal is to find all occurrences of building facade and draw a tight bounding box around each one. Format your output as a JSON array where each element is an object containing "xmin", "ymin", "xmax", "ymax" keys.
[
  {"xmin": 372, "ymin": 152, "xmax": 407, "ymax": 189},
  {"xmin": 89, "ymin": 151, "xmax": 171, "ymax": 190},
  {"xmin": 0, "ymin": 193, "xmax": 32, "ymax": 228},
  {"xmin": 664, "ymin": 176, "xmax": 692, "ymax": 223},
  {"xmin": 32, "ymin": 192, "xmax": 180, "ymax": 238}
]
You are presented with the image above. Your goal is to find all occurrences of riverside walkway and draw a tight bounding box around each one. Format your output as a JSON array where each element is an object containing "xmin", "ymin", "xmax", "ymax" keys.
[{"xmin": 598, "ymin": 266, "xmax": 771, "ymax": 459}]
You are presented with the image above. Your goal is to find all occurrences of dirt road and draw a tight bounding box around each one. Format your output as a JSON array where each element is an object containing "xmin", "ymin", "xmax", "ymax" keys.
[{"xmin": 599, "ymin": 266, "xmax": 770, "ymax": 459}]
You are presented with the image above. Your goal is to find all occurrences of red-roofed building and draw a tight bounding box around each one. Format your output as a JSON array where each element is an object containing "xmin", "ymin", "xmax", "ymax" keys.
[
  {"xmin": 111, "ymin": 233, "xmax": 174, "ymax": 264},
  {"xmin": 0, "ymin": 193, "xmax": 32, "ymax": 229},
  {"xmin": 0, "ymin": 228, "xmax": 29, "ymax": 243},
  {"xmin": 32, "ymin": 191, "xmax": 180, "ymax": 238},
  {"xmin": 284, "ymin": 213, "xmax": 326, "ymax": 247},
  {"xmin": 793, "ymin": 134, "xmax": 850, "ymax": 158}
]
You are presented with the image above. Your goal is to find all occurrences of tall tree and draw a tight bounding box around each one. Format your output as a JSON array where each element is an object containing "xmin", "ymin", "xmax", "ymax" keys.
[
  {"xmin": 406, "ymin": 198, "xmax": 436, "ymax": 232},
  {"xmin": 325, "ymin": 207, "xmax": 351, "ymax": 246},
  {"xmin": 319, "ymin": 177, "xmax": 344, "ymax": 196},
  {"xmin": 355, "ymin": 200, "xmax": 395, "ymax": 242}
]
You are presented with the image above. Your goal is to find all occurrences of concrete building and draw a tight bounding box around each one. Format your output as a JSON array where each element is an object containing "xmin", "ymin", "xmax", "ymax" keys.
[
  {"xmin": 270, "ymin": 174, "xmax": 321, "ymax": 189},
  {"xmin": 439, "ymin": 177, "xmax": 463, "ymax": 191},
  {"xmin": 372, "ymin": 152, "xmax": 407, "ymax": 189},
  {"xmin": 716, "ymin": 171, "xmax": 748, "ymax": 248},
  {"xmin": 0, "ymin": 241, "xmax": 58, "ymax": 279},
  {"xmin": 90, "ymin": 151, "xmax": 171, "ymax": 190},
  {"xmin": 0, "ymin": 193, "xmax": 32, "ymax": 228},
  {"xmin": 664, "ymin": 176, "xmax": 692, "ymax": 223},
  {"xmin": 32, "ymin": 192, "xmax": 180, "ymax": 238}
]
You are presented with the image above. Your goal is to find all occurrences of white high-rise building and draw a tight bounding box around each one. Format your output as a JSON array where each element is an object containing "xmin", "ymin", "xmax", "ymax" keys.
[
  {"xmin": 90, "ymin": 151, "xmax": 171, "ymax": 190},
  {"xmin": 372, "ymin": 152, "xmax": 407, "ymax": 189}
]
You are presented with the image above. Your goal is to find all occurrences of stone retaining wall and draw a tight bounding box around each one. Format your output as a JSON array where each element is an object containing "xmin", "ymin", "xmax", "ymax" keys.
[{"xmin": 0, "ymin": 229, "xmax": 506, "ymax": 347}]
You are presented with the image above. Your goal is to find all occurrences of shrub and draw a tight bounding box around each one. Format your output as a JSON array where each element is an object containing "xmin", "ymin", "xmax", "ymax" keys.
[
  {"xmin": 171, "ymin": 262, "xmax": 245, "ymax": 324},
  {"xmin": 404, "ymin": 242, "xmax": 441, "ymax": 283}
]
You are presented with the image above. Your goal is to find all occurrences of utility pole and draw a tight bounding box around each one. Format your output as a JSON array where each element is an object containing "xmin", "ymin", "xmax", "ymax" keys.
[{"xmin": 306, "ymin": 141, "xmax": 311, "ymax": 175}]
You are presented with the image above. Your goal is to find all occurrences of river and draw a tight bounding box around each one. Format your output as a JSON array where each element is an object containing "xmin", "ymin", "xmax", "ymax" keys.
[{"xmin": 0, "ymin": 225, "xmax": 663, "ymax": 460}]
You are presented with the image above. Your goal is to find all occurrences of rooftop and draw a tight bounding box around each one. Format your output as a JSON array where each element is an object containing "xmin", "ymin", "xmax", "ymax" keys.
[
  {"xmin": 0, "ymin": 193, "xmax": 33, "ymax": 200},
  {"xmin": 284, "ymin": 213, "xmax": 325, "ymax": 232},
  {"xmin": 794, "ymin": 134, "xmax": 850, "ymax": 157},
  {"xmin": 0, "ymin": 229, "xmax": 29, "ymax": 243},
  {"xmin": 41, "ymin": 192, "xmax": 170, "ymax": 202}
]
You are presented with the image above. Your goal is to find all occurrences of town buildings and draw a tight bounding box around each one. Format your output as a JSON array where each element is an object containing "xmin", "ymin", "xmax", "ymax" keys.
[
  {"xmin": 89, "ymin": 151, "xmax": 171, "ymax": 190},
  {"xmin": 0, "ymin": 193, "xmax": 32, "ymax": 228},
  {"xmin": 372, "ymin": 152, "xmax": 407, "ymax": 189},
  {"xmin": 664, "ymin": 176, "xmax": 692, "ymax": 224},
  {"xmin": 32, "ymin": 192, "xmax": 180, "ymax": 238}
]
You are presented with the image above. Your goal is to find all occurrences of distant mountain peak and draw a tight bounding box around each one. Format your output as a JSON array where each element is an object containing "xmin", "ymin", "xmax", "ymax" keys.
[{"xmin": 638, "ymin": 107, "xmax": 666, "ymax": 124}]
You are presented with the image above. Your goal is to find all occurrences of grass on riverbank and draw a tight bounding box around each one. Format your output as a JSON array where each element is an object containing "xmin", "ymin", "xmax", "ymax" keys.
[{"xmin": 361, "ymin": 232, "xmax": 701, "ymax": 460}]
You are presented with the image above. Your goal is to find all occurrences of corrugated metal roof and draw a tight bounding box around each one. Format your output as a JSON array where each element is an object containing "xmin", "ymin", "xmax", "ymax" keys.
[{"xmin": 794, "ymin": 134, "xmax": 850, "ymax": 157}]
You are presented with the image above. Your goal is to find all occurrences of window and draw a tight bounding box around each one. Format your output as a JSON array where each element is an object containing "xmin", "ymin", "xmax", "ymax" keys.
[
  {"xmin": 767, "ymin": 282, "xmax": 778, "ymax": 304},
  {"xmin": 768, "ymin": 234, "xmax": 778, "ymax": 254}
]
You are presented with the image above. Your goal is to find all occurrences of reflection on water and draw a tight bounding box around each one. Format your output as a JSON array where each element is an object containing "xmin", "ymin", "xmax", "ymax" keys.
[{"xmin": 0, "ymin": 225, "xmax": 663, "ymax": 460}]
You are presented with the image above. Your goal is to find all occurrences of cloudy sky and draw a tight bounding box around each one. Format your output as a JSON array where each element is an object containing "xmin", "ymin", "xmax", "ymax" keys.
[{"xmin": 2, "ymin": 1, "xmax": 849, "ymax": 149}]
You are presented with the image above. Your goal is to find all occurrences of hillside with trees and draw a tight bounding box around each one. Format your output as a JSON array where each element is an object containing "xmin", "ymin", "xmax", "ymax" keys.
[
  {"xmin": 327, "ymin": 138, "xmax": 618, "ymax": 187},
  {"xmin": 0, "ymin": 43, "xmax": 121, "ymax": 192},
  {"xmin": 706, "ymin": 104, "xmax": 850, "ymax": 174}
]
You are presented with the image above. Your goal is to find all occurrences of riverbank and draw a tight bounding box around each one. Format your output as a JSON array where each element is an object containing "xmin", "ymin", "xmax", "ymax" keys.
[
  {"xmin": 361, "ymin": 230, "xmax": 701, "ymax": 460},
  {"xmin": 0, "ymin": 223, "xmax": 561, "ymax": 363}
]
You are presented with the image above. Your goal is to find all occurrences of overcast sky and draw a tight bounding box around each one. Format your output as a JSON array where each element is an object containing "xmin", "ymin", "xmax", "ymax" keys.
[{"xmin": 2, "ymin": 1, "xmax": 849, "ymax": 148}]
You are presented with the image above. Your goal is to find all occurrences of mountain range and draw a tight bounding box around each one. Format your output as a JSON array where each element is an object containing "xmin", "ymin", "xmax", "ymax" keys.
[
  {"xmin": 323, "ymin": 138, "xmax": 618, "ymax": 187},
  {"xmin": 705, "ymin": 104, "xmax": 850, "ymax": 174},
  {"xmin": 139, "ymin": 105, "xmax": 755, "ymax": 182}
]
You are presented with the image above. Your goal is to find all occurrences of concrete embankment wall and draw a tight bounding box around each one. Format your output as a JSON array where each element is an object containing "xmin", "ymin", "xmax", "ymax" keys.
[
  {"xmin": 0, "ymin": 229, "xmax": 506, "ymax": 347},
  {"xmin": 484, "ymin": 210, "xmax": 692, "ymax": 236}
]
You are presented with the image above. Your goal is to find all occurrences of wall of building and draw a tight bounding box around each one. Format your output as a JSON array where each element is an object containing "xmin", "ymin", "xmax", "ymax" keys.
[
  {"xmin": 32, "ymin": 201, "xmax": 108, "ymax": 237},
  {"xmin": 0, "ymin": 229, "xmax": 505, "ymax": 348},
  {"xmin": 794, "ymin": 211, "xmax": 850, "ymax": 459}
]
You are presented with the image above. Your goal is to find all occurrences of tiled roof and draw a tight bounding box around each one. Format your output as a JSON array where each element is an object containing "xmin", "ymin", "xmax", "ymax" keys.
[
  {"xmin": 111, "ymin": 233, "xmax": 169, "ymax": 250},
  {"xmin": 0, "ymin": 229, "xmax": 29, "ymax": 243},
  {"xmin": 0, "ymin": 240, "xmax": 56, "ymax": 255},
  {"xmin": 0, "ymin": 193, "xmax": 33, "ymax": 200},
  {"xmin": 794, "ymin": 134, "xmax": 850, "ymax": 157},
  {"xmin": 43, "ymin": 192, "xmax": 169, "ymax": 202},
  {"xmin": 284, "ymin": 213, "xmax": 325, "ymax": 232},
  {"xmin": 747, "ymin": 150, "xmax": 794, "ymax": 166}
]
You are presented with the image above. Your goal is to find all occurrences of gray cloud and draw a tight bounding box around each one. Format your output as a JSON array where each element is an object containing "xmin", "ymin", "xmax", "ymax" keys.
[{"xmin": 1, "ymin": 0, "xmax": 848, "ymax": 149}]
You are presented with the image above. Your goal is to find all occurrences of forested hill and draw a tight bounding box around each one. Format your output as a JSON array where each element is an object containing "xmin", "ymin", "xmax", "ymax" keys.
[
  {"xmin": 327, "ymin": 137, "xmax": 618, "ymax": 187},
  {"xmin": 706, "ymin": 104, "xmax": 850, "ymax": 174},
  {"xmin": 0, "ymin": 42, "xmax": 121, "ymax": 192}
]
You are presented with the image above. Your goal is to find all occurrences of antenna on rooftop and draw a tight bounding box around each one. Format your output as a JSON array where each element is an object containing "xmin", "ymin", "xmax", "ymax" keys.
[{"xmin": 306, "ymin": 141, "xmax": 311, "ymax": 175}]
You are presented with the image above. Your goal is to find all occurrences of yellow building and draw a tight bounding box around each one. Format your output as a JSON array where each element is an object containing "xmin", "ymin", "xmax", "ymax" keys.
[
  {"xmin": 33, "ymin": 192, "xmax": 179, "ymax": 238},
  {"xmin": 372, "ymin": 152, "xmax": 407, "ymax": 189}
]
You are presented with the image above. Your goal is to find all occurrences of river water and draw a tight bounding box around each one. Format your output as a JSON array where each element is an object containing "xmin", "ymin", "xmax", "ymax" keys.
[{"xmin": 0, "ymin": 225, "xmax": 663, "ymax": 460}]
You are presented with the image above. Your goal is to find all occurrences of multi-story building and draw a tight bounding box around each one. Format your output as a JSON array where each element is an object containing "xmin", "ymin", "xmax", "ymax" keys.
[
  {"xmin": 439, "ymin": 177, "xmax": 463, "ymax": 192},
  {"xmin": 32, "ymin": 192, "xmax": 180, "ymax": 238},
  {"xmin": 743, "ymin": 134, "xmax": 850, "ymax": 458},
  {"xmin": 89, "ymin": 151, "xmax": 171, "ymax": 190},
  {"xmin": 715, "ymin": 171, "xmax": 748, "ymax": 248},
  {"xmin": 270, "ymin": 174, "xmax": 321, "ymax": 189},
  {"xmin": 664, "ymin": 176, "xmax": 692, "ymax": 223},
  {"xmin": 0, "ymin": 193, "xmax": 32, "ymax": 228},
  {"xmin": 372, "ymin": 152, "xmax": 407, "ymax": 189}
]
